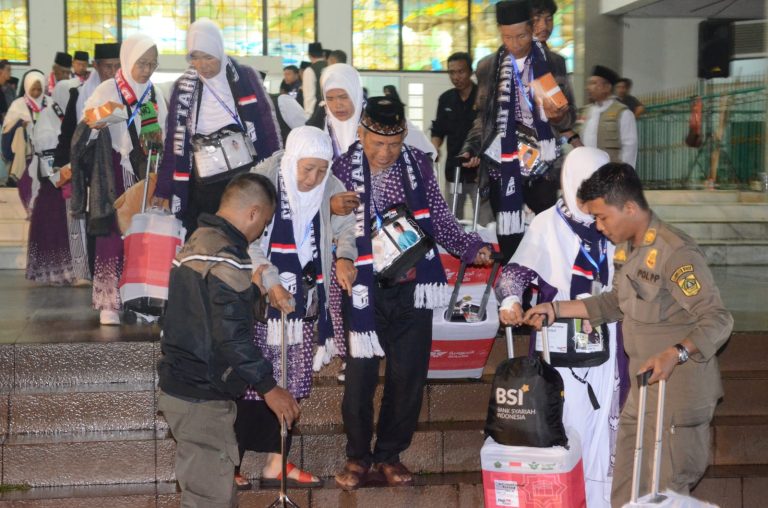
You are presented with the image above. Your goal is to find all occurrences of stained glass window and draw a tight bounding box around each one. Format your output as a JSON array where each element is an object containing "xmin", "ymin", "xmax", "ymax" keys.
[
  {"xmin": 0, "ymin": 0, "xmax": 29, "ymax": 63},
  {"xmin": 352, "ymin": 0, "xmax": 399, "ymax": 71},
  {"xmin": 66, "ymin": 1, "xmax": 119, "ymax": 57},
  {"xmin": 195, "ymin": 0, "xmax": 264, "ymax": 57},
  {"xmin": 470, "ymin": 0, "xmax": 575, "ymax": 72},
  {"xmin": 267, "ymin": 0, "xmax": 314, "ymax": 66},
  {"xmin": 121, "ymin": 0, "xmax": 191, "ymax": 55},
  {"xmin": 402, "ymin": 1, "xmax": 468, "ymax": 71}
]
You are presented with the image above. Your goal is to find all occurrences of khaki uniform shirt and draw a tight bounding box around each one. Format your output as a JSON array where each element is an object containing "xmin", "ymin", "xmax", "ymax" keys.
[{"xmin": 583, "ymin": 213, "xmax": 733, "ymax": 419}]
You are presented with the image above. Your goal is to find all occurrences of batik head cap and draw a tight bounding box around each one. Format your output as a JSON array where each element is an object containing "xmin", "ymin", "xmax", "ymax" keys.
[
  {"xmin": 54, "ymin": 52, "xmax": 72, "ymax": 68},
  {"xmin": 74, "ymin": 51, "xmax": 89, "ymax": 62},
  {"xmin": 591, "ymin": 65, "xmax": 620, "ymax": 86},
  {"xmin": 94, "ymin": 43, "xmax": 121, "ymax": 60},
  {"xmin": 496, "ymin": 0, "xmax": 531, "ymax": 25},
  {"xmin": 360, "ymin": 96, "xmax": 406, "ymax": 136}
]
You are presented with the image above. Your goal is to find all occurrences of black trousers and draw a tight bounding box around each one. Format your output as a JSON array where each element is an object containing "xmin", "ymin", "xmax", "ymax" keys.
[
  {"xmin": 341, "ymin": 281, "xmax": 433, "ymax": 465},
  {"xmin": 489, "ymin": 174, "xmax": 560, "ymax": 264},
  {"xmin": 234, "ymin": 399, "xmax": 293, "ymax": 467}
]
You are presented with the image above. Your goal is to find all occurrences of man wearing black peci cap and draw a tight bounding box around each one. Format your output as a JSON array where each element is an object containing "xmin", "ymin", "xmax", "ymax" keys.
[
  {"xmin": 460, "ymin": 0, "xmax": 576, "ymax": 264},
  {"xmin": 48, "ymin": 51, "xmax": 72, "ymax": 95},
  {"xmin": 72, "ymin": 51, "xmax": 90, "ymax": 83},
  {"xmin": 575, "ymin": 65, "xmax": 638, "ymax": 167},
  {"xmin": 302, "ymin": 42, "xmax": 327, "ymax": 122},
  {"xmin": 331, "ymin": 97, "xmax": 492, "ymax": 491}
]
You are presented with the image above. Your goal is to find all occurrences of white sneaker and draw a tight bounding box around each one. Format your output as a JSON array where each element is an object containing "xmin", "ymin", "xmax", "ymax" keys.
[{"xmin": 99, "ymin": 310, "xmax": 121, "ymax": 325}]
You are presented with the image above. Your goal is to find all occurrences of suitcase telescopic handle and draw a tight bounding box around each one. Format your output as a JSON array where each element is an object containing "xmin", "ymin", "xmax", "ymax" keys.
[
  {"xmin": 540, "ymin": 314, "xmax": 551, "ymax": 364},
  {"xmin": 443, "ymin": 250, "xmax": 503, "ymax": 321},
  {"xmin": 451, "ymin": 164, "xmax": 461, "ymax": 216},
  {"xmin": 630, "ymin": 369, "xmax": 667, "ymax": 504}
]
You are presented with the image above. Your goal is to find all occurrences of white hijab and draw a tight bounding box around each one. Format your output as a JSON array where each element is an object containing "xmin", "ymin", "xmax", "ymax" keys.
[
  {"xmin": 187, "ymin": 19, "xmax": 236, "ymax": 135},
  {"xmin": 561, "ymin": 147, "xmax": 610, "ymax": 225},
  {"xmin": 280, "ymin": 125, "xmax": 334, "ymax": 266},
  {"xmin": 85, "ymin": 33, "xmax": 167, "ymax": 175},
  {"xmin": 3, "ymin": 71, "xmax": 45, "ymax": 132},
  {"xmin": 320, "ymin": 63, "xmax": 364, "ymax": 155}
]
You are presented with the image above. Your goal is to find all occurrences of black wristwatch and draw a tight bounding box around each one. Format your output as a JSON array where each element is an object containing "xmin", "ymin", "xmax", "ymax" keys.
[
  {"xmin": 673, "ymin": 343, "xmax": 689, "ymax": 365},
  {"xmin": 567, "ymin": 133, "xmax": 580, "ymax": 144}
]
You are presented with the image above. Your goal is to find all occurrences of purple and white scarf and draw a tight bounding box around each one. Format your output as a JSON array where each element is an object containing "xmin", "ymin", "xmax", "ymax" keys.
[{"xmin": 333, "ymin": 142, "xmax": 448, "ymax": 358}]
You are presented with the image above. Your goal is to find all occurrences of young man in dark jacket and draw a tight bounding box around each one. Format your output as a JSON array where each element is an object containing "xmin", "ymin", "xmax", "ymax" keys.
[{"xmin": 158, "ymin": 173, "xmax": 300, "ymax": 507}]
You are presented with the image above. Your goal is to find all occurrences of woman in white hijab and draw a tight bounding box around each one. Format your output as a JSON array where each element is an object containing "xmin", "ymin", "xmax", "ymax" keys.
[
  {"xmin": 233, "ymin": 126, "xmax": 357, "ymax": 489},
  {"xmin": 2, "ymin": 70, "xmax": 47, "ymax": 212},
  {"xmin": 83, "ymin": 33, "xmax": 167, "ymax": 325},
  {"xmin": 320, "ymin": 63, "xmax": 436, "ymax": 160},
  {"xmin": 22, "ymin": 73, "xmax": 83, "ymax": 286},
  {"xmin": 155, "ymin": 19, "xmax": 282, "ymax": 236},
  {"xmin": 496, "ymin": 147, "xmax": 627, "ymax": 508}
]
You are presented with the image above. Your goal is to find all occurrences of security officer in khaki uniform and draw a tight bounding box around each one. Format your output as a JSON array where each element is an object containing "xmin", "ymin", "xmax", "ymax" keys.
[{"xmin": 524, "ymin": 163, "xmax": 733, "ymax": 506}]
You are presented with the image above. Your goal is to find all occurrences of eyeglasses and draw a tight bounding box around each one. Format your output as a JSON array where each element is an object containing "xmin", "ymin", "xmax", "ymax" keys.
[{"xmin": 135, "ymin": 60, "xmax": 159, "ymax": 72}]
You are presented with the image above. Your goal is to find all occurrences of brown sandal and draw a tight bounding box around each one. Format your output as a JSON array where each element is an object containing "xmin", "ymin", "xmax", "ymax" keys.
[
  {"xmin": 334, "ymin": 459, "xmax": 370, "ymax": 491},
  {"xmin": 374, "ymin": 461, "xmax": 414, "ymax": 487}
]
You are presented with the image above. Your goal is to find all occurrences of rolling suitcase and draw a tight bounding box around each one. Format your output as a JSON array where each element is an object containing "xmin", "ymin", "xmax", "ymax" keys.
[
  {"xmin": 481, "ymin": 324, "xmax": 587, "ymax": 508},
  {"xmin": 119, "ymin": 149, "xmax": 185, "ymax": 316},
  {"xmin": 622, "ymin": 372, "xmax": 717, "ymax": 508}
]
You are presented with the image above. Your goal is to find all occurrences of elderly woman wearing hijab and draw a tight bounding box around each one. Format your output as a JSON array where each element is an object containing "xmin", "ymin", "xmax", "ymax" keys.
[
  {"xmin": 21, "ymin": 79, "xmax": 82, "ymax": 285},
  {"xmin": 2, "ymin": 70, "xmax": 47, "ymax": 212},
  {"xmin": 155, "ymin": 19, "xmax": 281, "ymax": 236},
  {"xmin": 232, "ymin": 126, "xmax": 357, "ymax": 489},
  {"xmin": 320, "ymin": 63, "xmax": 436, "ymax": 161},
  {"xmin": 77, "ymin": 33, "xmax": 166, "ymax": 325},
  {"xmin": 496, "ymin": 147, "xmax": 629, "ymax": 508}
]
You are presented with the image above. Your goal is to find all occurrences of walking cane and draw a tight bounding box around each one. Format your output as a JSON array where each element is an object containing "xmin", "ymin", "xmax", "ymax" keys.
[{"xmin": 268, "ymin": 310, "xmax": 300, "ymax": 508}]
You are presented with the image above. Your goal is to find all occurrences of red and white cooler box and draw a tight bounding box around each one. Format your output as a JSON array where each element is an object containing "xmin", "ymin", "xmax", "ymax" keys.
[
  {"xmin": 429, "ymin": 223, "xmax": 500, "ymax": 379},
  {"xmin": 119, "ymin": 211, "xmax": 185, "ymax": 311},
  {"xmin": 481, "ymin": 427, "xmax": 587, "ymax": 508}
]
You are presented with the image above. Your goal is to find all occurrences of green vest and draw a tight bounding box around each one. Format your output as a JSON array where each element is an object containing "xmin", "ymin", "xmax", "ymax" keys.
[{"xmin": 576, "ymin": 100, "xmax": 628, "ymax": 163}]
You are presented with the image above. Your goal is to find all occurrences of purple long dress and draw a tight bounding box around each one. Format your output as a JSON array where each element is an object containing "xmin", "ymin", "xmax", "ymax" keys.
[
  {"xmin": 25, "ymin": 178, "xmax": 76, "ymax": 285},
  {"xmin": 92, "ymin": 152, "xmax": 134, "ymax": 311}
]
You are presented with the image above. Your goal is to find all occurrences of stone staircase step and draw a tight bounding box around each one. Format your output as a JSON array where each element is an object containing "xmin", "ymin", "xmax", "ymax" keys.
[
  {"xmin": 646, "ymin": 190, "xmax": 742, "ymax": 205},
  {"xmin": 653, "ymin": 203, "xmax": 768, "ymax": 223},
  {"xmin": 0, "ymin": 240, "xmax": 26, "ymax": 269},
  {"xmin": 8, "ymin": 383, "xmax": 158, "ymax": 434},
  {"xmin": 0, "ymin": 422, "xmax": 486, "ymax": 488},
  {"xmin": 718, "ymin": 333, "xmax": 768, "ymax": 371},
  {"xmin": 0, "ymin": 475, "xmax": 489, "ymax": 508},
  {"xmin": 694, "ymin": 465, "xmax": 768, "ymax": 508},
  {"xmin": 716, "ymin": 373, "xmax": 768, "ymax": 417},
  {"xmin": 712, "ymin": 415, "xmax": 768, "ymax": 466},
  {"xmin": 700, "ymin": 241, "xmax": 768, "ymax": 265},
  {"xmin": 1, "ymin": 430, "xmax": 174, "ymax": 487},
  {"xmin": 668, "ymin": 221, "xmax": 768, "ymax": 241},
  {"xmin": 0, "ymin": 217, "xmax": 28, "ymax": 242}
]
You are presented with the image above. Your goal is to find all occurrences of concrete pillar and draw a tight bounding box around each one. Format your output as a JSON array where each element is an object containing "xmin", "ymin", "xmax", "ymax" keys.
[{"xmin": 573, "ymin": 0, "xmax": 623, "ymax": 106}]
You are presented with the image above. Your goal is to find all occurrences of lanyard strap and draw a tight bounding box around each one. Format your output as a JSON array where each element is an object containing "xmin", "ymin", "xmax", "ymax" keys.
[
  {"xmin": 510, "ymin": 54, "xmax": 534, "ymax": 112},
  {"xmin": 557, "ymin": 206, "xmax": 606, "ymax": 277},
  {"xmin": 200, "ymin": 77, "xmax": 244, "ymax": 130},
  {"xmin": 116, "ymin": 80, "xmax": 153, "ymax": 127},
  {"xmin": 297, "ymin": 221, "xmax": 314, "ymax": 250}
]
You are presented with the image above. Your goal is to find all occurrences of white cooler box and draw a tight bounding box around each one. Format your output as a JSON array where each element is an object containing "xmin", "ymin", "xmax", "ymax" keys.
[
  {"xmin": 481, "ymin": 427, "xmax": 587, "ymax": 508},
  {"xmin": 429, "ymin": 283, "xmax": 499, "ymax": 378},
  {"xmin": 429, "ymin": 223, "xmax": 500, "ymax": 379}
]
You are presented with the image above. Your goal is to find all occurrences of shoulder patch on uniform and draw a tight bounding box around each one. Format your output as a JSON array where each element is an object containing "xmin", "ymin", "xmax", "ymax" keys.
[
  {"xmin": 645, "ymin": 249, "xmax": 657, "ymax": 269},
  {"xmin": 677, "ymin": 273, "xmax": 701, "ymax": 297},
  {"xmin": 643, "ymin": 228, "xmax": 657, "ymax": 245},
  {"xmin": 614, "ymin": 249, "xmax": 627, "ymax": 262},
  {"xmin": 670, "ymin": 264, "xmax": 694, "ymax": 282}
]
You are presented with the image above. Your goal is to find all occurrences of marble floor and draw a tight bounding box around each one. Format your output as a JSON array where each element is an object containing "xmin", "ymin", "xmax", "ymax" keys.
[{"xmin": 0, "ymin": 264, "xmax": 765, "ymax": 345}]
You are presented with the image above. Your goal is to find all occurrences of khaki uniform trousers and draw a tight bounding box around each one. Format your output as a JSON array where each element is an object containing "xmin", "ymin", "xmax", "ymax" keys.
[{"xmin": 610, "ymin": 382, "xmax": 716, "ymax": 506}]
